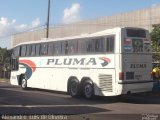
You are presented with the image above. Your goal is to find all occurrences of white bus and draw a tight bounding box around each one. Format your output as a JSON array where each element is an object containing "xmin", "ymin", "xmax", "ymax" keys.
[{"xmin": 10, "ymin": 27, "xmax": 153, "ymax": 99}]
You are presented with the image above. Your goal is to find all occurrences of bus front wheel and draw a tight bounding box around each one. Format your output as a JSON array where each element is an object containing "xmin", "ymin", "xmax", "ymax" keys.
[{"xmin": 21, "ymin": 78, "xmax": 27, "ymax": 90}]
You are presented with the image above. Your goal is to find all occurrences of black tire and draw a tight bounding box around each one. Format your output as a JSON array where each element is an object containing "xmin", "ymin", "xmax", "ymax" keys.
[
  {"xmin": 21, "ymin": 78, "xmax": 27, "ymax": 90},
  {"xmin": 83, "ymin": 81, "xmax": 94, "ymax": 99},
  {"xmin": 69, "ymin": 80, "xmax": 80, "ymax": 97}
]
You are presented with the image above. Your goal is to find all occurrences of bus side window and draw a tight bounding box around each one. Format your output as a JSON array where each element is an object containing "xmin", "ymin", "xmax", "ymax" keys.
[
  {"xmin": 31, "ymin": 44, "xmax": 36, "ymax": 56},
  {"xmin": 106, "ymin": 36, "xmax": 115, "ymax": 53},
  {"xmin": 41, "ymin": 43, "xmax": 48, "ymax": 56},
  {"xmin": 62, "ymin": 41, "xmax": 68, "ymax": 55},
  {"xmin": 48, "ymin": 42, "xmax": 54, "ymax": 56},
  {"xmin": 78, "ymin": 39, "xmax": 86, "ymax": 54},
  {"xmin": 26, "ymin": 45, "xmax": 31, "ymax": 56},
  {"xmin": 68, "ymin": 40, "xmax": 78, "ymax": 55},
  {"xmin": 94, "ymin": 37, "xmax": 104, "ymax": 52},
  {"xmin": 86, "ymin": 39, "xmax": 95, "ymax": 53},
  {"xmin": 53, "ymin": 41, "xmax": 61, "ymax": 55},
  {"xmin": 36, "ymin": 44, "xmax": 40, "ymax": 56},
  {"xmin": 21, "ymin": 45, "xmax": 27, "ymax": 57}
]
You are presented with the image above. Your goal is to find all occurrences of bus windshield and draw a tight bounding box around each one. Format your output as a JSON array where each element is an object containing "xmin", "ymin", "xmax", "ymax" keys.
[{"xmin": 123, "ymin": 28, "xmax": 151, "ymax": 53}]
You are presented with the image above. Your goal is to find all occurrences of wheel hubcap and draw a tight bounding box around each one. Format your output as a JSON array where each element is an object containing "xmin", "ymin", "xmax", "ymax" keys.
[
  {"xmin": 71, "ymin": 83, "xmax": 77, "ymax": 95},
  {"xmin": 22, "ymin": 79, "xmax": 26, "ymax": 88},
  {"xmin": 85, "ymin": 84, "xmax": 92, "ymax": 98}
]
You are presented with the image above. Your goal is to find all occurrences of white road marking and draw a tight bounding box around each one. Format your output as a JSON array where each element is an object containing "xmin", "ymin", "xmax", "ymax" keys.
[{"xmin": 0, "ymin": 104, "xmax": 91, "ymax": 108}]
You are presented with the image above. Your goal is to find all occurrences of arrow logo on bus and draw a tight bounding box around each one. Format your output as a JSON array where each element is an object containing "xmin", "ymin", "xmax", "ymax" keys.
[
  {"xmin": 99, "ymin": 57, "xmax": 111, "ymax": 67},
  {"xmin": 19, "ymin": 60, "xmax": 36, "ymax": 80}
]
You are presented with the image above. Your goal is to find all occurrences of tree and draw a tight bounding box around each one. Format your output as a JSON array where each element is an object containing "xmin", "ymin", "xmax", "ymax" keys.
[
  {"xmin": 0, "ymin": 47, "xmax": 10, "ymax": 63},
  {"xmin": 151, "ymin": 25, "xmax": 160, "ymax": 63},
  {"xmin": 0, "ymin": 47, "xmax": 11, "ymax": 78}
]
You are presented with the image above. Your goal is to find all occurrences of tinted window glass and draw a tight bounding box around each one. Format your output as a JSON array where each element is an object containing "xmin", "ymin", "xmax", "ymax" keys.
[
  {"xmin": 53, "ymin": 41, "xmax": 61, "ymax": 55},
  {"xmin": 106, "ymin": 36, "xmax": 115, "ymax": 53},
  {"xmin": 126, "ymin": 29, "xmax": 146, "ymax": 38},
  {"xmin": 132, "ymin": 39, "xmax": 143, "ymax": 52},
  {"xmin": 26, "ymin": 45, "xmax": 31, "ymax": 56},
  {"xmin": 48, "ymin": 42, "xmax": 54, "ymax": 56},
  {"xmin": 94, "ymin": 38, "xmax": 104, "ymax": 52},
  {"xmin": 36, "ymin": 44, "xmax": 40, "ymax": 56},
  {"xmin": 78, "ymin": 38, "xmax": 105, "ymax": 54},
  {"xmin": 21, "ymin": 45, "xmax": 26, "ymax": 57},
  {"xmin": 31, "ymin": 44, "xmax": 36, "ymax": 56},
  {"xmin": 78, "ymin": 39, "xmax": 86, "ymax": 54},
  {"xmin": 41, "ymin": 43, "xmax": 48, "ymax": 56},
  {"xmin": 68, "ymin": 40, "xmax": 78, "ymax": 54},
  {"xmin": 62, "ymin": 41, "xmax": 68, "ymax": 55},
  {"xmin": 144, "ymin": 43, "xmax": 150, "ymax": 53},
  {"xmin": 86, "ymin": 39, "xmax": 94, "ymax": 53}
]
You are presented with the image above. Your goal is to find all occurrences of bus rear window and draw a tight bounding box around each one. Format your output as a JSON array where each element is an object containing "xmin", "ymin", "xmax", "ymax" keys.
[
  {"xmin": 132, "ymin": 39, "xmax": 143, "ymax": 52},
  {"xmin": 123, "ymin": 38, "xmax": 151, "ymax": 53},
  {"xmin": 126, "ymin": 29, "xmax": 146, "ymax": 38}
]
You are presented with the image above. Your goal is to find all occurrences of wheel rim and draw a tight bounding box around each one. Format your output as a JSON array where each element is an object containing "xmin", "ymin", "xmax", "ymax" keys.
[
  {"xmin": 71, "ymin": 82, "xmax": 78, "ymax": 96},
  {"xmin": 84, "ymin": 84, "xmax": 93, "ymax": 98},
  {"xmin": 21, "ymin": 79, "xmax": 26, "ymax": 88}
]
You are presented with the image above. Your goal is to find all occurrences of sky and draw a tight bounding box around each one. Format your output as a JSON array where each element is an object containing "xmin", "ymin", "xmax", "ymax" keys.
[{"xmin": 1, "ymin": 0, "xmax": 160, "ymax": 48}]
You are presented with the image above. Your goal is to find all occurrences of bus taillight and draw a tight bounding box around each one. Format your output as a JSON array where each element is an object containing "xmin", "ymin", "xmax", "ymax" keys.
[{"xmin": 119, "ymin": 72, "xmax": 124, "ymax": 80}]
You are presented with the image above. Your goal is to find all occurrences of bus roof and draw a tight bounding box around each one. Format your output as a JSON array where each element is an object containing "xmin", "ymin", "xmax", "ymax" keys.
[{"xmin": 13, "ymin": 27, "xmax": 147, "ymax": 48}]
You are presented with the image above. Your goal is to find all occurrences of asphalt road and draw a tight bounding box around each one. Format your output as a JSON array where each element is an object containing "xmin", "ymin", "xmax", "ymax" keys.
[{"xmin": 0, "ymin": 81, "xmax": 160, "ymax": 120}]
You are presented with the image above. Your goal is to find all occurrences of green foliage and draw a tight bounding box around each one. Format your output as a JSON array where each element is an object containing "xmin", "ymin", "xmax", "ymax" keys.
[
  {"xmin": 151, "ymin": 25, "xmax": 160, "ymax": 63},
  {"xmin": 0, "ymin": 47, "xmax": 11, "ymax": 71},
  {"xmin": 151, "ymin": 26, "xmax": 160, "ymax": 43}
]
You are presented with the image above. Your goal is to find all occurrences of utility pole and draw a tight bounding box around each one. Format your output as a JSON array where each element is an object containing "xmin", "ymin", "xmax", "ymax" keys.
[{"xmin": 46, "ymin": 0, "xmax": 51, "ymax": 38}]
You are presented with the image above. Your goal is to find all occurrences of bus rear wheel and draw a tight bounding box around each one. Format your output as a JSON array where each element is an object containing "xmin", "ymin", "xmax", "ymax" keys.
[
  {"xmin": 83, "ymin": 81, "xmax": 94, "ymax": 99},
  {"xmin": 21, "ymin": 78, "xmax": 27, "ymax": 90},
  {"xmin": 69, "ymin": 80, "xmax": 80, "ymax": 97}
]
